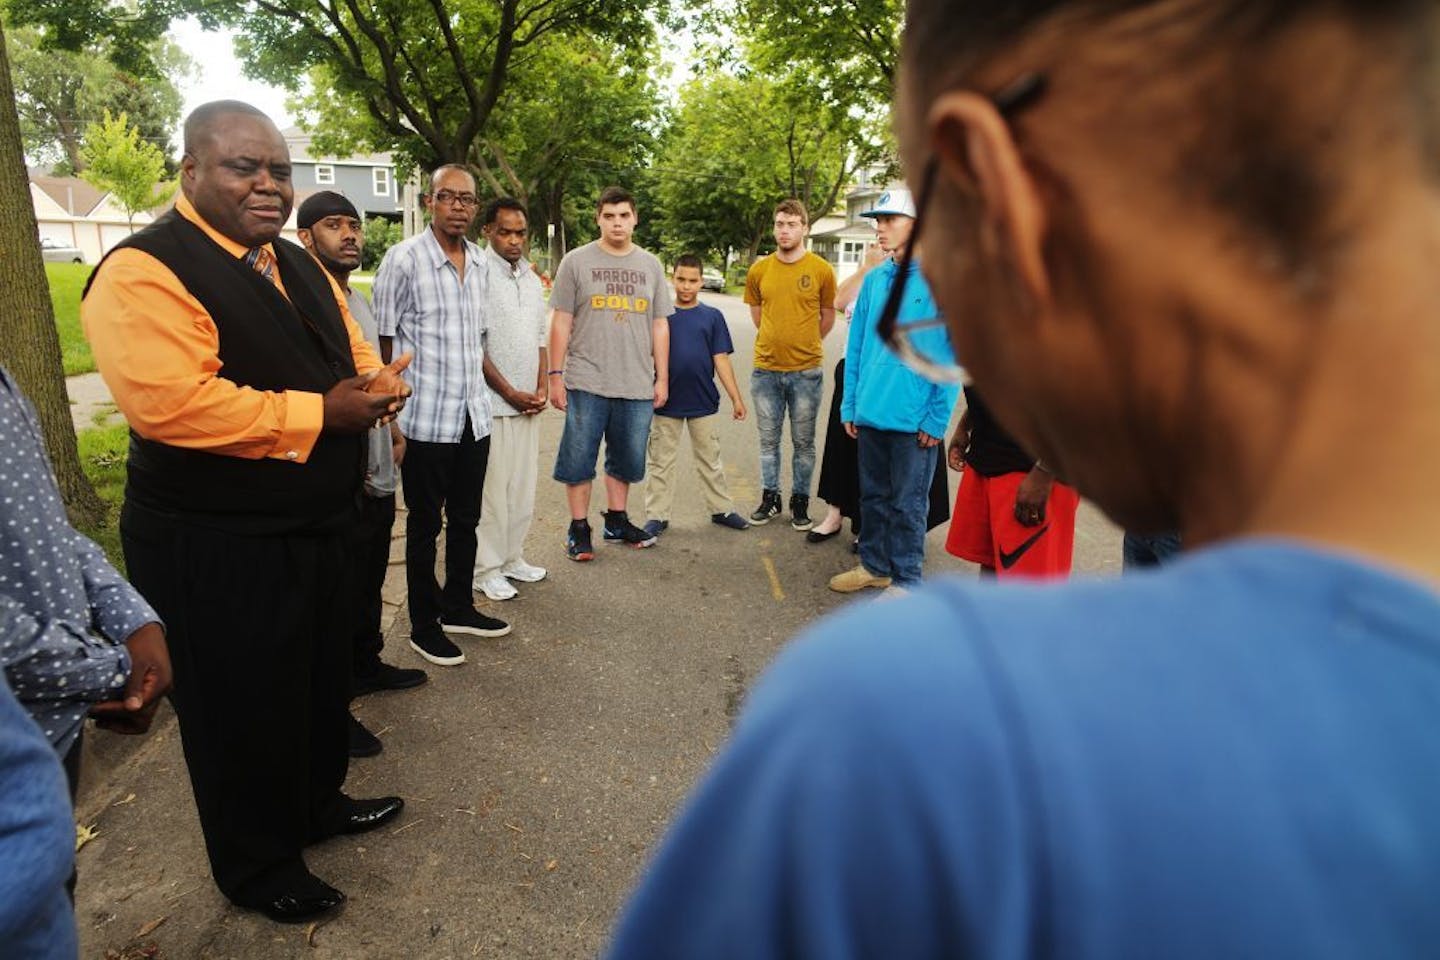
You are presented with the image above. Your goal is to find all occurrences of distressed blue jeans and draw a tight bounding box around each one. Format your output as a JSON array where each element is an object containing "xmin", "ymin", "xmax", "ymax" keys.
[
  {"xmin": 857, "ymin": 427, "xmax": 938, "ymax": 587},
  {"xmin": 751, "ymin": 367, "xmax": 824, "ymax": 496}
]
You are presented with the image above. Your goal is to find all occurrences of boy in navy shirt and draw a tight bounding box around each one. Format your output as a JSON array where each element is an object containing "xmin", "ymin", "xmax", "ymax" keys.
[{"xmin": 643, "ymin": 256, "xmax": 749, "ymax": 536}]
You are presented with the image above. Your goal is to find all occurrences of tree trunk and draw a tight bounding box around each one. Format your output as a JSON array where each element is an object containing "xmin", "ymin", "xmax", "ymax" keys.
[{"xmin": 0, "ymin": 21, "xmax": 106, "ymax": 528}]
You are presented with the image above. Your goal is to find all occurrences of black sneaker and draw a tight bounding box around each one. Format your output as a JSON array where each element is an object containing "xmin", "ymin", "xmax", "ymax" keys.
[
  {"xmin": 602, "ymin": 510, "xmax": 657, "ymax": 548},
  {"xmin": 348, "ymin": 712, "xmax": 382, "ymax": 758},
  {"xmin": 352, "ymin": 661, "xmax": 428, "ymax": 698},
  {"xmin": 409, "ymin": 627, "xmax": 465, "ymax": 666},
  {"xmin": 567, "ymin": 518, "xmax": 595, "ymax": 562},
  {"xmin": 749, "ymin": 489, "xmax": 782, "ymax": 525},
  {"xmin": 789, "ymin": 493, "xmax": 814, "ymax": 531},
  {"xmin": 439, "ymin": 607, "xmax": 512, "ymax": 638}
]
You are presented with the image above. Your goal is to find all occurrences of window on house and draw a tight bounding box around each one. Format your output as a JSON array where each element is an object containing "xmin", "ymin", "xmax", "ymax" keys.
[
  {"xmin": 315, "ymin": 164, "xmax": 335, "ymax": 185},
  {"xmin": 841, "ymin": 241, "xmax": 864, "ymax": 265},
  {"xmin": 373, "ymin": 167, "xmax": 391, "ymax": 196}
]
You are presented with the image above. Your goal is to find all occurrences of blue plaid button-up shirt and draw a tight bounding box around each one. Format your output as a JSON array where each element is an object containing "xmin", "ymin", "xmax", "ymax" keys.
[{"xmin": 373, "ymin": 227, "xmax": 492, "ymax": 443}]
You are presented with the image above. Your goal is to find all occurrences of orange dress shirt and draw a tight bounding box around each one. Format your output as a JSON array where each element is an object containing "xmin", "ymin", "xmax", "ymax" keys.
[{"xmin": 83, "ymin": 194, "xmax": 382, "ymax": 464}]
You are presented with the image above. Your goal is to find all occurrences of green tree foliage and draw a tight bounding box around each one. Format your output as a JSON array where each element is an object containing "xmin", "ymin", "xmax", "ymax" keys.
[
  {"xmin": 79, "ymin": 109, "xmax": 175, "ymax": 230},
  {"xmin": 361, "ymin": 216, "xmax": 403, "ymax": 272},
  {"xmin": 696, "ymin": 0, "xmax": 902, "ymax": 114},
  {"xmin": 282, "ymin": 22, "xmax": 664, "ymax": 265},
  {"xmin": 469, "ymin": 36, "xmax": 663, "ymax": 268},
  {"xmin": 0, "ymin": 0, "xmax": 179, "ymax": 525},
  {"xmin": 225, "ymin": 0, "xmax": 668, "ymax": 173},
  {"xmin": 651, "ymin": 68, "xmax": 881, "ymax": 265},
  {"xmin": 7, "ymin": 26, "xmax": 192, "ymax": 174}
]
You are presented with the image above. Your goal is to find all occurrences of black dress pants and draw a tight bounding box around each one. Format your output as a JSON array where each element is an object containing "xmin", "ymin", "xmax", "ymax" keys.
[
  {"xmin": 349, "ymin": 492, "xmax": 396, "ymax": 681},
  {"xmin": 401, "ymin": 419, "xmax": 490, "ymax": 631},
  {"xmin": 120, "ymin": 504, "xmax": 351, "ymax": 904}
]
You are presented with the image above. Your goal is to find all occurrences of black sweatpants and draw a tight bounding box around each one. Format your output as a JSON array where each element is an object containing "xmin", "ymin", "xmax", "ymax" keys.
[{"xmin": 121, "ymin": 504, "xmax": 352, "ymax": 904}]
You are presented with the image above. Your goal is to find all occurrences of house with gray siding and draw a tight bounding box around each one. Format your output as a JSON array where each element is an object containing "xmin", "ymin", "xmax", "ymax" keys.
[{"xmin": 280, "ymin": 126, "xmax": 403, "ymax": 228}]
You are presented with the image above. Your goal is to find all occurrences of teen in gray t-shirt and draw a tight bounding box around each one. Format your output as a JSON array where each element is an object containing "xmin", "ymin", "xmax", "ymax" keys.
[{"xmin": 550, "ymin": 242, "xmax": 673, "ymax": 400}]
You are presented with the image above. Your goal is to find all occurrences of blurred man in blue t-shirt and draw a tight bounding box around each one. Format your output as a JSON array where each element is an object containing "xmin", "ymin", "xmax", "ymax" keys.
[{"xmin": 607, "ymin": 1, "xmax": 1440, "ymax": 957}]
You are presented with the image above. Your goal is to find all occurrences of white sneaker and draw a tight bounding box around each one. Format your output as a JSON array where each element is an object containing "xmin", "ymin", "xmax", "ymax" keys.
[
  {"xmin": 502, "ymin": 560, "xmax": 547, "ymax": 583},
  {"xmin": 475, "ymin": 574, "xmax": 518, "ymax": 601}
]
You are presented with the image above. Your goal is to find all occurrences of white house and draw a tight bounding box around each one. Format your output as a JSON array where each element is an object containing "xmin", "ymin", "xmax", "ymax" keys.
[
  {"xmin": 809, "ymin": 165, "xmax": 900, "ymax": 284},
  {"xmin": 30, "ymin": 172, "xmax": 167, "ymax": 265}
]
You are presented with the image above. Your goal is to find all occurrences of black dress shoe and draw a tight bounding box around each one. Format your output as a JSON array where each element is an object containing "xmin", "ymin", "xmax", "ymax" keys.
[
  {"xmin": 348, "ymin": 713, "xmax": 382, "ymax": 759},
  {"xmin": 805, "ymin": 527, "xmax": 840, "ymax": 544},
  {"xmin": 256, "ymin": 883, "xmax": 347, "ymax": 924},
  {"xmin": 340, "ymin": 796, "xmax": 404, "ymax": 835},
  {"xmin": 353, "ymin": 661, "xmax": 429, "ymax": 697}
]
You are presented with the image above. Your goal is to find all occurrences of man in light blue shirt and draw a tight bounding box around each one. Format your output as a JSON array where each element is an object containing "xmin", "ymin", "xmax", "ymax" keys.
[{"xmin": 374, "ymin": 165, "xmax": 511, "ymax": 667}]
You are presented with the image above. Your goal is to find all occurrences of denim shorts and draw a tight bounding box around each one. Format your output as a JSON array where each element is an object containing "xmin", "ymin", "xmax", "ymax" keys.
[{"xmin": 553, "ymin": 388, "xmax": 654, "ymax": 485}]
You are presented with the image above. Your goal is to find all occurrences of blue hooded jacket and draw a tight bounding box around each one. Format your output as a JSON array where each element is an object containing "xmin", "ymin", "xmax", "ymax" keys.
[{"xmin": 841, "ymin": 258, "xmax": 959, "ymax": 438}]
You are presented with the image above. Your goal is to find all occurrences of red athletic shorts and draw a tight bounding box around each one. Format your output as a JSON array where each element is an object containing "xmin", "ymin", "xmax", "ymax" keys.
[{"xmin": 945, "ymin": 470, "xmax": 1080, "ymax": 579}]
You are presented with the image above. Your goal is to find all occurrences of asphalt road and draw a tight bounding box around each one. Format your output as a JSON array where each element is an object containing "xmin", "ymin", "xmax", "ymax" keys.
[{"xmin": 74, "ymin": 292, "xmax": 1120, "ymax": 959}]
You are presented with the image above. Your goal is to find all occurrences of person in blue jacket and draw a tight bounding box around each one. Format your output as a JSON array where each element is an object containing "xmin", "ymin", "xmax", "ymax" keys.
[{"xmin": 829, "ymin": 188, "xmax": 959, "ymax": 594}]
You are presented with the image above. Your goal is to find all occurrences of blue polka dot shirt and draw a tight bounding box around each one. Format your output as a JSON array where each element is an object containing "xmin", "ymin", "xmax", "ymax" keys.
[{"xmin": 0, "ymin": 366, "xmax": 160, "ymax": 755}]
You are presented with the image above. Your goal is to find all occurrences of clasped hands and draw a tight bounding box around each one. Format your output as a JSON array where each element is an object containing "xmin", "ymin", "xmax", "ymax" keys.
[
  {"xmin": 504, "ymin": 387, "xmax": 548, "ymax": 416},
  {"xmin": 323, "ymin": 353, "xmax": 414, "ymax": 434}
]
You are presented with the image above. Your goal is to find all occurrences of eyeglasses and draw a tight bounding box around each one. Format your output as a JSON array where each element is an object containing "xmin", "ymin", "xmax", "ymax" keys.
[
  {"xmin": 432, "ymin": 190, "xmax": 479, "ymax": 209},
  {"xmin": 877, "ymin": 72, "xmax": 1049, "ymax": 384}
]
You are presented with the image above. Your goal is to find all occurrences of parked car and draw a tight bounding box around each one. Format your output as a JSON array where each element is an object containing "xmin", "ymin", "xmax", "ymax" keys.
[
  {"xmin": 701, "ymin": 268, "xmax": 725, "ymax": 292},
  {"xmin": 40, "ymin": 237, "xmax": 84, "ymax": 264}
]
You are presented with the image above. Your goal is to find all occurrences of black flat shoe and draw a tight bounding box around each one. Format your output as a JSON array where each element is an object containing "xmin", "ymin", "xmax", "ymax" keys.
[
  {"xmin": 340, "ymin": 796, "xmax": 404, "ymax": 835},
  {"xmin": 805, "ymin": 527, "xmax": 840, "ymax": 544},
  {"xmin": 353, "ymin": 661, "xmax": 429, "ymax": 697},
  {"xmin": 256, "ymin": 884, "xmax": 346, "ymax": 924},
  {"xmin": 348, "ymin": 713, "xmax": 382, "ymax": 759}
]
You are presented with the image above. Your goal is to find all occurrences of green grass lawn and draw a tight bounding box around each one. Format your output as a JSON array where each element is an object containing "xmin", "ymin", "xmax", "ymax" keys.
[
  {"xmin": 74, "ymin": 422, "xmax": 129, "ymax": 571},
  {"xmin": 47, "ymin": 262, "xmax": 95, "ymax": 376}
]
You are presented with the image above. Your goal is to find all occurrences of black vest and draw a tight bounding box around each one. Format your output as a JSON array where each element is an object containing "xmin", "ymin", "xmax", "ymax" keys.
[{"xmin": 83, "ymin": 209, "xmax": 362, "ymax": 535}]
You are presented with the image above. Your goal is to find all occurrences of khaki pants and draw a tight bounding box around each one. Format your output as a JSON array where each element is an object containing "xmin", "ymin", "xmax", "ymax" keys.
[
  {"xmin": 644, "ymin": 413, "xmax": 734, "ymax": 521},
  {"xmin": 475, "ymin": 414, "xmax": 540, "ymax": 579}
]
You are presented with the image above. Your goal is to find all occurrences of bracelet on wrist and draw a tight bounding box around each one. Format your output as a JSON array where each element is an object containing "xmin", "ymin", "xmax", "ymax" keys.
[{"xmin": 547, "ymin": 369, "xmax": 564, "ymax": 377}]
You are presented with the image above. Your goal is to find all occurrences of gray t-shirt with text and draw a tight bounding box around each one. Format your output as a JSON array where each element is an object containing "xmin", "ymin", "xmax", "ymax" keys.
[{"xmin": 550, "ymin": 241, "xmax": 672, "ymax": 400}]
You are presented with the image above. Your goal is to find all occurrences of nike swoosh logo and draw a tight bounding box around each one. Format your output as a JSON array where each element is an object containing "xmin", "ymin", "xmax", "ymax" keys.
[{"xmin": 999, "ymin": 525, "xmax": 1050, "ymax": 570}]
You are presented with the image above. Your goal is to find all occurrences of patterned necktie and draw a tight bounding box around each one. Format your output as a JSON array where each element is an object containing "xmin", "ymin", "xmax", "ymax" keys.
[{"xmin": 244, "ymin": 246, "xmax": 275, "ymax": 283}]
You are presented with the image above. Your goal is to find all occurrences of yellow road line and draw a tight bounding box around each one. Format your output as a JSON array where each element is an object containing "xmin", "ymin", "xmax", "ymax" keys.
[{"xmin": 761, "ymin": 555, "xmax": 785, "ymax": 601}]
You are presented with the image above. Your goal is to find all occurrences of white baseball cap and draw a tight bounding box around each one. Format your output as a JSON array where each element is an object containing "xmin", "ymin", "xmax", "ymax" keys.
[{"xmin": 859, "ymin": 188, "xmax": 917, "ymax": 220}]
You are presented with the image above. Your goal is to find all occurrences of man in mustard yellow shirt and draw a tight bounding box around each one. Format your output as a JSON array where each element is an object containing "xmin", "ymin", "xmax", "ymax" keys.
[
  {"xmin": 743, "ymin": 199, "xmax": 837, "ymax": 530},
  {"xmin": 83, "ymin": 100, "xmax": 411, "ymax": 925}
]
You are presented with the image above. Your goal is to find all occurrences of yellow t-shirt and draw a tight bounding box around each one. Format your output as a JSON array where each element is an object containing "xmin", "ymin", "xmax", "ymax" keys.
[{"xmin": 744, "ymin": 252, "xmax": 837, "ymax": 371}]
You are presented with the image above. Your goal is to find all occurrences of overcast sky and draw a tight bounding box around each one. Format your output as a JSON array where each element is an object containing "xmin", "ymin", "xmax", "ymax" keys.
[{"xmin": 170, "ymin": 18, "xmax": 296, "ymax": 136}]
